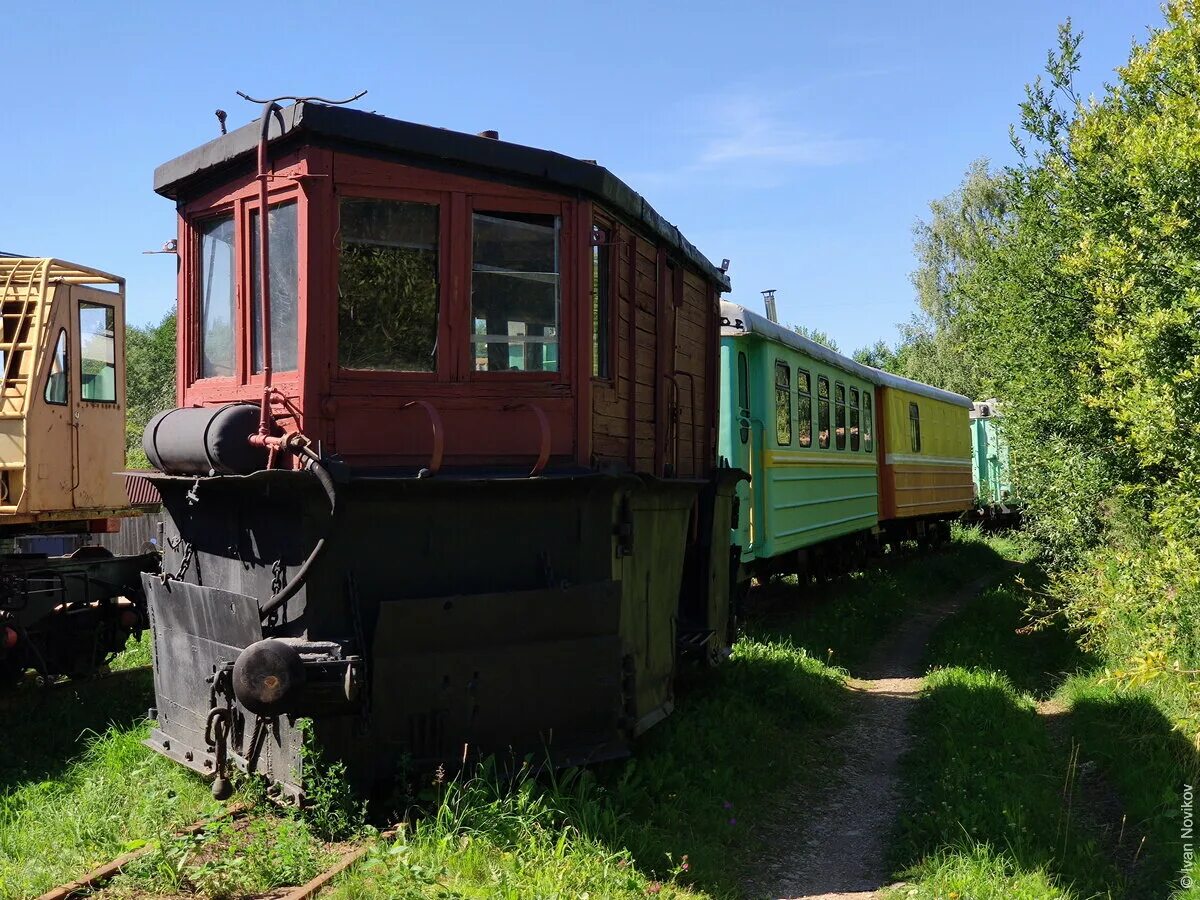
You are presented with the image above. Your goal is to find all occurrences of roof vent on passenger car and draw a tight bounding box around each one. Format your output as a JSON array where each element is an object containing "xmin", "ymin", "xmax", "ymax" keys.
[{"xmin": 477, "ymin": 130, "xmax": 499, "ymax": 140}]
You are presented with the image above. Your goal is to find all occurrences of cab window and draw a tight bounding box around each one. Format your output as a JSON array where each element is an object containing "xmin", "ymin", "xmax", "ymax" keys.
[
  {"xmin": 79, "ymin": 302, "xmax": 116, "ymax": 403},
  {"xmin": 471, "ymin": 211, "xmax": 560, "ymax": 372},
  {"xmin": 339, "ymin": 198, "xmax": 440, "ymax": 372},
  {"xmin": 198, "ymin": 215, "xmax": 235, "ymax": 379},
  {"xmin": 251, "ymin": 200, "xmax": 299, "ymax": 374},
  {"xmin": 44, "ymin": 329, "xmax": 68, "ymax": 405},
  {"xmin": 775, "ymin": 360, "xmax": 792, "ymax": 445},
  {"xmin": 797, "ymin": 368, "xmax": 812, "ymax": 448}
]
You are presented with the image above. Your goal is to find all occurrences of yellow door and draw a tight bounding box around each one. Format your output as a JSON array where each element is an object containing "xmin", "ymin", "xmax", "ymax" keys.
[{"xmin": 70, "ymin": 285, "xmax": 126, "ymax": 511}]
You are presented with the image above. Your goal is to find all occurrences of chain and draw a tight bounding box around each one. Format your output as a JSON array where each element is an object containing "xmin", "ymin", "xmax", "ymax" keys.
[
  {"xmin": 162, "ymin": 541, "xmax": 194, "ymax": 584},
  {"xmin": 266, "ymin": 559, "xmax": 285, "ymax": 627}
]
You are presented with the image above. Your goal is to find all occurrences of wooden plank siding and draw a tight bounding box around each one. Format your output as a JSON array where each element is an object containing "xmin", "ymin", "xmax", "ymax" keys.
[{"xmin": 590, "ymin": 215, "xmax": 716, "ymax": 478}]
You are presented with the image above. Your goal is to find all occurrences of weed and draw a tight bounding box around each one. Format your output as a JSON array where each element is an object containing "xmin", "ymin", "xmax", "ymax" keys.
[{"xmin": 298, "ymin": 718, "xmax": 368, "ymax": 842}]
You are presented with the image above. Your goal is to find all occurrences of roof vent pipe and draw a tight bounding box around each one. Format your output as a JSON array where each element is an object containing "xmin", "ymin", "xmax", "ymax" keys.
[{"xmin": 761, "ymin": 289, "xmax": 778, "ymax": 323}]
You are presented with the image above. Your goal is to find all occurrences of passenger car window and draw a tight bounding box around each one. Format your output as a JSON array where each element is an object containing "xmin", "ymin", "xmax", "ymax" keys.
[
  {"xmin": 835, "ymin": 382, "xmax": 846, "ymax": 450},
  {"xmin": 198, "ymin": 215, "xmax": 235, "ymax": 379},
  {"xmin": 817, "ymin": 376, "xmax": 830, "ymax": 449},
  {"xmin": 251, "ymin": 200, "xmax": 299, "ymax": 374},
  {"xmin": 864, "ymin": 392, "xmax": 874, "ymax": 452},
  {"xmin": 775, "ymin": 360, "xmax": 792, "ymax": 446},
  {"xmin": 797, "ymin": 368, "xmax": 812, "ymax": 448},
  {"xmin": 79, "ymin": 302, "xmax": 116, "ymax": 403},
  {"xmin": 339, "ymin": 198, "xmax": 440, "ymax": 372},
  {"xmin": 44, "ymin": 329, "xmax": 68, "ymax": 405},
  {"xmin": 909, "ymin": 401, "xmax": 922, "ymax": 452},
  {"xmin": 850, "ymin": 386, "xmax": 861, "ymax": 451},
  {"xmin": 472, "ymin": 211, "xmax": 560, "ymax": 372}
]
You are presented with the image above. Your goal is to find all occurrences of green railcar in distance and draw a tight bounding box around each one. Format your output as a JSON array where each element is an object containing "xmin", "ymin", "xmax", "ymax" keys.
[
  {"xmin": 719, "ymin": 302, "xmax": 879, "ymax": 578},
  {"xmin": 969, "ymin": 399, "xmax": 1018, "ymax": 519}
]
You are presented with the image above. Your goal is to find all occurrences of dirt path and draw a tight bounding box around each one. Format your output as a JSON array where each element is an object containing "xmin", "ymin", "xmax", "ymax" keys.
[{"xmin": 745, "ymin": 573, "xmax": 1004, "ymax": 900}]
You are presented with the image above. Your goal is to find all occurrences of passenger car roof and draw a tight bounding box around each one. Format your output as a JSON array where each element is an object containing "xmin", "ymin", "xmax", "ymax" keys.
[{"xmin": 719, "ymin": 301, "xmax": 973, "ymax": 408}]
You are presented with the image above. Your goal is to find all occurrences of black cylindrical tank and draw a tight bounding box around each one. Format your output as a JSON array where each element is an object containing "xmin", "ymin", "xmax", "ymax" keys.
[{"xmin": 143, "ymin": 404, "xmax": 268, "ymax": 476}]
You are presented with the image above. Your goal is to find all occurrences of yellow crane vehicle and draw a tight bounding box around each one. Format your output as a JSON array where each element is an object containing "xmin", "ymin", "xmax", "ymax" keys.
[{"xmin": 0, "ymin": 256, "xmax": 158, "ymax": 684}]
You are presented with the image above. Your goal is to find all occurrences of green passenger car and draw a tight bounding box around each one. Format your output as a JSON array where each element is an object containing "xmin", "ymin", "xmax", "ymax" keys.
[{"xmin": 719, "ymin": 302, "xmax": 879, "ymax": 576}]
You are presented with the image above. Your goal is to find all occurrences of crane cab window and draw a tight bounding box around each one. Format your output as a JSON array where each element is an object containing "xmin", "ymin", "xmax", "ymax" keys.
[
  {"xmin": 471, "ymin": 211, "xmax": 560, "ymax": 372},
  {"xmin": 849, "ymin": 386, "xmax": 861, "ymax": 451},
  {"xmin": 79, "ymin": 302, "xmax": 116, "ymax": 403},
  {"xmin": 834, "ymin": 382, "xmax": 846, "ymax": 450},
  {"xmin": 339, "ymin": 198, "xmax": 440, "ymax": 372},
  {"xmin": 864, "ymin": 392, "xmax": 874, "ymax": 452},
  {"xmin": 817, "ymin": 376, "xmax": 830, "ymax": 448},
  {"xmin": 909, "ymin": 401, "xmax": 922, "ymax": 452},
  {"xmin": 797, "ymin": 368, "xmax": 812, "ymax": 447},
  {"xmin": 198, "ymin": 215, "xmax": 235, "ymax": 379},
  {"xmin": 775, "ymin": 360, "xmax": 792, "ymax": 446},
  {"xmin": 44, "ymin": 329, "xmax": 68, "ymax": 405}
]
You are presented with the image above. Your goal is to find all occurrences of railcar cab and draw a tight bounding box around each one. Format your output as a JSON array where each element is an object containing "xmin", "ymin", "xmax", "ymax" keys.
[{"xmin": 155, "ymin": 102, "xmax": 730, "ymax": 476}]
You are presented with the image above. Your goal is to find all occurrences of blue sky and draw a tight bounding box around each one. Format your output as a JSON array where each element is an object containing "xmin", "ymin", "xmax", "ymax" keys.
[{"xmin": 0, "ymin": 1, "xmax": 1162, "ymax": 352}]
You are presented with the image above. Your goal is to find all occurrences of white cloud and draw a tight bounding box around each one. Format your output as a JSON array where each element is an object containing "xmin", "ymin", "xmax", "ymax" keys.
[{"xmin": 633, "ymin": 90, "xmax": 878, "ymax": 190}]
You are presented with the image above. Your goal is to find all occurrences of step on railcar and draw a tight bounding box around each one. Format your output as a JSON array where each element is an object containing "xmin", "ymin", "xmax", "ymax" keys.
[
  {"xmin": 718, "ymin": 301, "xmax": 974, "ymax": 582},
  {"xmin": 139, "ymin": 99, "xmax": 743, "ymax": 800},
  {"xmin": 0, "ymin": 258, "xmax": 158, "ymax": 683}
]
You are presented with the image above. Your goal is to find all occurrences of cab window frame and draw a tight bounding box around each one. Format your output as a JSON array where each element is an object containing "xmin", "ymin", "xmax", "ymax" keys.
[
  {"xmin": 466, "ymin": 195, "xmax": 570, "ymax": 381},
  {"xmin": 44, "ymin": 328, "xmax": 69, "ymax": 406},
  {"xmin": 334, "ymin": 185, "xmax": 449, "ymax": 383}
]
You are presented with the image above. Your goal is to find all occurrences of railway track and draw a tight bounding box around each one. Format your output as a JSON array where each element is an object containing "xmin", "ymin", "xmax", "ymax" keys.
[
  {"xmin": 34, "ymin": 802, "xmax": 393, "ymax": 900},
  {"xmin": 1, "ymin": 664, "xmax": 152, "ymax": 706}
]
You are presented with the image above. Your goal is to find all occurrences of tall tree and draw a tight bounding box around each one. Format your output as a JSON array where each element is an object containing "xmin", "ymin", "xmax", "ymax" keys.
[{"xmin": 125, "ymin": 310, "xmax": 176, "ymax": 466}]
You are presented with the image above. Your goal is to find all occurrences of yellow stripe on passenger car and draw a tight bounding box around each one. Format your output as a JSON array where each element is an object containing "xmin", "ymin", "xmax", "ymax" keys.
[{"xmin": 764, "ymin": 450, "xmax": 878, "ymax": 468}]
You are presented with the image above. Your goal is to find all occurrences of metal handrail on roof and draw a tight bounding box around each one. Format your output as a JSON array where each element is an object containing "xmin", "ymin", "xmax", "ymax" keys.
[{"xmin": 0, "ymin": 257, "xmax": 124, "ymax": 287}]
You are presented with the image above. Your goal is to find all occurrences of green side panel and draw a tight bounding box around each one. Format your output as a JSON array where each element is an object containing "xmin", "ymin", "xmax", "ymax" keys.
[{"xmin": 758, "ymin": 460, "xmax": 878, "ymax": 557}]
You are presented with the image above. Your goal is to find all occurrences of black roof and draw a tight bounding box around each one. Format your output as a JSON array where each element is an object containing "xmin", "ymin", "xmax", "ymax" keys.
[{"xmin": 155, "ymin": 102, "xmax": 730, "ymax": 288}]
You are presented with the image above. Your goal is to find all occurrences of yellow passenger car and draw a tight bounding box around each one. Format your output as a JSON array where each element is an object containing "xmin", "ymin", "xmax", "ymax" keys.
[{"xmin": 874, "ymin": 372, "xmax": 974, "ymax": 531}]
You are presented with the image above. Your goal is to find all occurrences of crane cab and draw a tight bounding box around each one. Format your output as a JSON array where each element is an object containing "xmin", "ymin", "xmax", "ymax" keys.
[{"xmin": 0, "ymin": 257, "xmax": 129, "ymax": 527}]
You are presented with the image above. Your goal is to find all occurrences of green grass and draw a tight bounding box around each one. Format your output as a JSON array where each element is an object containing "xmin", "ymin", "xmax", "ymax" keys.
[
  {"xmin": 108, "ymin": 631, "xmax": 152, "ymax": 671},
  {"xmin": 0, "ymin": 724, "xmax": 219, "ymax": 898},
  {"xmin": 1060, "ymin": 675, "xmax": 1200, "ymax": 899},
  {"xmin": 884, "ymin": 845, "xmax": 1075, "ymax": 900}
]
